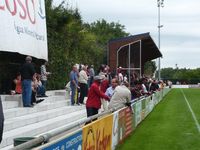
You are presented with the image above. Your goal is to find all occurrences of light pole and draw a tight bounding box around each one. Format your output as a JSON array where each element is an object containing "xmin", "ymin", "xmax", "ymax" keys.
[{"xmin": 157, "ymin": 0, "xmax": 164, "ymax": 80}]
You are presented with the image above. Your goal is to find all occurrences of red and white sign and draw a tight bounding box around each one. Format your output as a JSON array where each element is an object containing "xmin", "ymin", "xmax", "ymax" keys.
[{"xmin": 0, "ymin": 0, "xmax": 48, "ymax": 60}]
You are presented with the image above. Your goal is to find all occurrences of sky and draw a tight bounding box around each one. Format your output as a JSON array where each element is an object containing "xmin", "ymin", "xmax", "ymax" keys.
[{"xmin": 53, "ymin": 0, "xmax": 200, "ymax": 69}]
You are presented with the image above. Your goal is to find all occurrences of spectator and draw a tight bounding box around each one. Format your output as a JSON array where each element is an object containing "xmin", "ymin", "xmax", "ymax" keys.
[
  {"xmin": 117, "ymin": 67, "xmax": 124, "ymax": 84},
  {"xmin": 100, "ymin": 74, "xmax": 109, "ymax": 111},
  {"xmin": 31, "ymin": 74, "xmax": 38, "ymax": 105},
  {"xmin": 131, "ymin": 80, "xmax": 142, "ymax": 99},
  {"xmin": 105, "ymin": 78, "xmax": 119, "ymax": 98},
  {"xmin": 13, "ymin": 73, "xmax": 22, "ymax": 94},
  {"xmin": 78, "ymin": 66, "xmax": 88, "ymax": 104},
  {"xmin": 89, "ymin": 65, "xmax": 95, "ymax": 87},
  {"xmin": 36, "ymin": 74, "xmax": 45, "ymax": 97},
  {"xmin": 20, "ymin": 56, "xmax": 35, "ymax": 107},
  {"xmin": 86, "ymin": 75, "xmax": 110, "ymax": 123},
  {"xmin": 0, "ymin": 96, "xmax": 4, "ymax": 143},
  {"xmin": 70, "ymin": 65, "xmax": 79, "ymax": 105},
  {"xmin": 40, "ymin": 61, "xmax": 51, "ymax": 96},
  {"xmin": 108, "ymin": 82, "xmax": 131, "ymax": 110},
  {"xmin": 150, "ymin": 79, "xmax": 159, "ymax": 92}
]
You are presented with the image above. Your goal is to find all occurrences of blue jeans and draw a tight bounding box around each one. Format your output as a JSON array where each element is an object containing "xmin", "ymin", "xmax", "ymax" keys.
[
  {"xmin": 70, "ymin": 85, "xmax": 78, "ymax": 105},
  {"xmin": 37, "ymin": 85, "xmax": 45, "ymax": 96},
  {"xmin": 41, "ymin": 80, "xmax": 47, "ymax": 93},
  {"xmin": 22, "ymin": 80, "xmax": 32, "ymax": 107}
]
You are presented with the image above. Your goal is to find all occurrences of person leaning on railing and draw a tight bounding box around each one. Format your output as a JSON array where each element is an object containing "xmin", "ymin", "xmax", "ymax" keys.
[
  {"xmin": 108, "ymin": 81, "xmax": 131, "ymax": 110},
  {"xmin": 85, "ymin": 75, "xmax": 110, "ymax": 123}
]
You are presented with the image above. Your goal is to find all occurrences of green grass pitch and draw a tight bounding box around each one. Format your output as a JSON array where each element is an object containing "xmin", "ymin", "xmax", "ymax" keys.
[{"xmin": 116, "ymin": 89, "xmax": 200, "ymax": 150}]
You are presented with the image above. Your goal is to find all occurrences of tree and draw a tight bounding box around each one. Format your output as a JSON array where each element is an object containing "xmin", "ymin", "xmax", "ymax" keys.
[
  {"xmin": 45, "ymin": 1, "xmax": 129, "ymax": 89},
  {"xmin": 84, "ymin": 19, "xmax": 129, "ymax": 63},
  {"xmin": 144, "ymin": 61, "xmax": 157, "ymax": 77},
  {"xmin": 161, "ymin": 67, "xmax": 200, "ymax": 84}
]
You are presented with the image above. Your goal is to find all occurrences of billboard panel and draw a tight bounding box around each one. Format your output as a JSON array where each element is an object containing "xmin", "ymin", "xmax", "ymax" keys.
[
  {"xmin": 41, "ymin": 130, "xmax": 82, "ymax": 150},
  {"xmin": 134, "ymin": 100, "xmax": 142, "ymax": 127},
  {"xmin": 112, "ymin": 111, "xmax": 119, "ymax": 150},
  {"xmin": 118, "ymin": 107, "xmax": 133, "ymax": 143},
  {"xmin": 0, "ymin": 0, "xmax": 48, "ymax": 60},
  {"xmin": 82, "ymin": 114, "xmax": 113, "ymax": 150}
]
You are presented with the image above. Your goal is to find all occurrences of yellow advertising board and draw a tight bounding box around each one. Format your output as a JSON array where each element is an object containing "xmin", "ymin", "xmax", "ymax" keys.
[{"xmin": 82, "ymin": 114, "xmax": 113, "ymax": 150}]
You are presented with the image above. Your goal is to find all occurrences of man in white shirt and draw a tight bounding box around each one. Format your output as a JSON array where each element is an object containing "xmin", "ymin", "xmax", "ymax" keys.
[
  {"xmin": 78, "ymin": 66, "xmax": 88, "ymax": 104},
  {"xmin": 108, "ymin": 82, "xmax": 131, "ymax": 110}
]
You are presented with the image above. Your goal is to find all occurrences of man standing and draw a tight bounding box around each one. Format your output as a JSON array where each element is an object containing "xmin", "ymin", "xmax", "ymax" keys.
[
  {"xmin": 86, "ymin": 75, "xmax": 110, "ymax": 122},
  {"xmin": 20, "ymin": 56, "xmax": 35, "ymax": 107},
  {"xmin": 100, "ymin": 74, "xmax": 109, "ymax": 111},
  {"xmin": 40, "ymin": 61, "xmax": 51, "ymax": 96},
  {"xmin": 89, "ymin": 65, "xmax": 95, "ymax": 87},
  {"xmin": 108, "ymin": 82, "xmax": 131, "ymax": 110},
  {"xmin": 70, "ymin": 65, "xmax": 79, "ymax": 105},
  {"xmin": 78, "ymin": 66, "xmax": 88, "ymax": 104}
]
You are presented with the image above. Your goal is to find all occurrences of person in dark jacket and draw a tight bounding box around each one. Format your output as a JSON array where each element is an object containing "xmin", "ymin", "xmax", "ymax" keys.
[
  {"xmin": 20, "ymin": 56, "xmax": 35, "ymax": 107},
  {"xmin": 0, "ymin": 96, "xmax": 4, "ymax": 143},
  {"xmin": 86, "ymin": 75, "xmax": 110, "ymax": 123}
]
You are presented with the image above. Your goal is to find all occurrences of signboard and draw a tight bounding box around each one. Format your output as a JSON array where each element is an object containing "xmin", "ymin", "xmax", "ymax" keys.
[
  {"xmin": 131, "ymin": 103, "xmax": 136, "ymax": 131},
  {"xmin": 118, "ymin": 107, "xmax": 133, "ymax": 143},
  {"xmin": 141, "ymin": 98, "xmax": 146, "ymax": 120},
  {"xmin": 134, "ymin": 100, "xmax": 142, "ymax": 127},
  {"xmin": 152, "ymin": 93, "xmax": 158, "ymax": 106},
  {"xmin": 145, "ymin": 96, "xmax": 151, "ymax": 116},
  {"xmin": 0, "ymin": 0, "xmax": 48, "ymax": 60},
  {"xmin": 125, "ymin": 107, "xmax": 133, "ymax": 137},
  {"xmin": 112, "ymin": 111, "xmax": 119, "ymax": 150},
  {"xmin": 82, "ymin": 114, "xmax": 113, "ymax": 150},
  {"xmin": 41, "ymin": 130, "xmax": 82, "ymax": 150}
]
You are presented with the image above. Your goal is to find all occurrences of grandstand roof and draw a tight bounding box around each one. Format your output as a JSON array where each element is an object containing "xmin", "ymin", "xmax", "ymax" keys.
[{"xmin": 108, "ymin": 32, "xmax": 162, "ymax": 71}]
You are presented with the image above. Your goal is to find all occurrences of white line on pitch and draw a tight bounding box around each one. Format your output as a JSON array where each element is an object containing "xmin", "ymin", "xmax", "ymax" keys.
[{"xmin": 181, "ymin": 89, "xmax": 200, "ymax": 133}]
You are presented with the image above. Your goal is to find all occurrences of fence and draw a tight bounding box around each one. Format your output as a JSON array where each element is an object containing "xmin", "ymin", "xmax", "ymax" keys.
[{"xmin": 11, "ymin": 88, "xmax": 171, "ymax": 150}]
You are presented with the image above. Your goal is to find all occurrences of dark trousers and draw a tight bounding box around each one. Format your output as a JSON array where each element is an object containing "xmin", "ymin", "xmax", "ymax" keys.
[
  {"xmin": 89, "ymin": 76, "xmax": 94, "ymax": 87},
  {"xmin": 86, "ymin": 107, "xmax": 98, "ymax": 124},
  {"xmin": 31, "ymin": 91, "xmax": 36, "ymax": 104},
  {"xmin": 79, "ymin": 83, "xmax": 88, "ymax": 104},
  {"xmin": 70, "ymin": 85, "xmax": 78, "ymax": 105}
]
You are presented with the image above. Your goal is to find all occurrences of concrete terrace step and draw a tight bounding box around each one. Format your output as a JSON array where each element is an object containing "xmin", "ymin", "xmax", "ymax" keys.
[
  {"xmin": 4, "ymin": 106, "xmax": 84, "ymax": 132},
  {"xmin": 4, "ymin": 100, "xmax": 70, "ymax": 119},
  {"xmin": 0, "ymin": 107, "xmax": 86, "ymax": 148},
  {"xmin": 2, "ymin": 101, "xmax": 19, "ymax": 109},
  {"xmin": 2, "ymin": 95, "xmax": 68, "ymax": 110},
  {"xmin": 40, "ymin": 95, "xmax": 68, "ymax": 103},
  {"xmin": 46, "ymin": 90, "xmax": 67, "ymax": 96},
  {"xmin": 1, "ymin": 145, "xmax": 13, "ymax": 150}
]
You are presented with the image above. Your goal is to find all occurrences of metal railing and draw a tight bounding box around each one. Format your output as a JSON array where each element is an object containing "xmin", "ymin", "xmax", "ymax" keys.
[{"xmin": 11, "ymin": 104, "xmax": 131, "ymax": 150}]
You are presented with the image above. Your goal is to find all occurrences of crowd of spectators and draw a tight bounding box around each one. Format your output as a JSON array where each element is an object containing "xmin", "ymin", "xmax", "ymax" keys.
[
  {"xmin": 69, "ymin": 64, "xmax": 169, "ymax": 121},
  {"xmin": 11, "ymin": 56, "xmax": 50, "ymax": 107}
]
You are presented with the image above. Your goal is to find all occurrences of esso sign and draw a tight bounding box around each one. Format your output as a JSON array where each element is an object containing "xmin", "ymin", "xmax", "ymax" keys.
[{"xmin": 0, "ymin": 0, "xmax": 36, "ymax": 24}]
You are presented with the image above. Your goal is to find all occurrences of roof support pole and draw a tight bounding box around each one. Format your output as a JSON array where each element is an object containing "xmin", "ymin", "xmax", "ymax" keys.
[{"xmin": 140, "ymin": 40, "xmax": 142, "ymax": 78}]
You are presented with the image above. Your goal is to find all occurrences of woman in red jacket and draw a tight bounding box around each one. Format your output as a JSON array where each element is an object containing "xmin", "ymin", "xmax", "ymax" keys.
[{"xmin": 86, "ymin": 75, "xmax": 110, "ymax": 123}]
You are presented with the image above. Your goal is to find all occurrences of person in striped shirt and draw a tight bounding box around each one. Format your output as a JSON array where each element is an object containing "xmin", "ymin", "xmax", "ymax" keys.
[{"xmin": 40, "ymin": 61, "xmax": 51, "ymax": 97}]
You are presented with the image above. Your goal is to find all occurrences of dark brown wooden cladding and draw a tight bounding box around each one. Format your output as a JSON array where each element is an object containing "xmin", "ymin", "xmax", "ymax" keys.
[{"xmin": 108, "ymin": 32, "xmax": 162, "ymax": 73}]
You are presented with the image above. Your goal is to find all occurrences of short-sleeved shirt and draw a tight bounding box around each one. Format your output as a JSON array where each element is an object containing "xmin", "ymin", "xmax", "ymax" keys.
[
  {"xmin": 105, "ymin": 86, "xmax": 115, "ymax": 98},
  {"xmin": 70, "ymin": 71, "xmax": 78, "ymax": 87},
  {"xmin": 41, "ymin": 65, "xmax": 47, "ymax": 81},
  {"xmin": 20, "ymin": 63, "xmax": 35, "ymax": 80}
]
